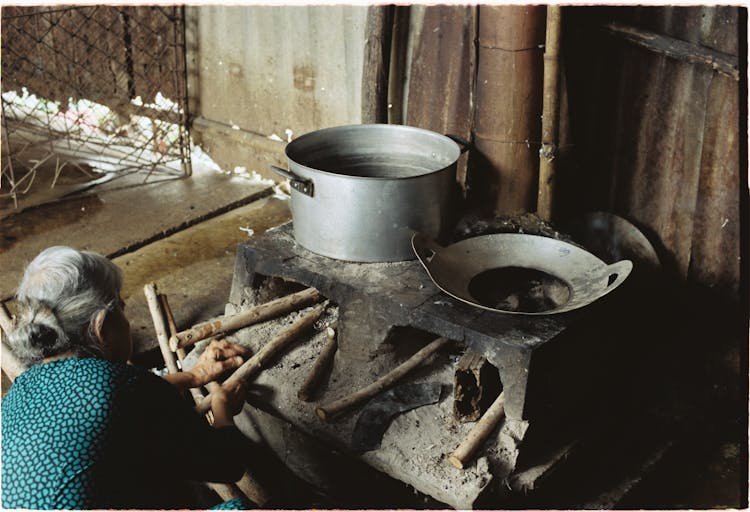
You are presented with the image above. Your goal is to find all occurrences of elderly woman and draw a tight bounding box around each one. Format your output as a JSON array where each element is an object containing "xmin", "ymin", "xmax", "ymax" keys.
[{"xmin": 2, "ymin": 246, "xmax": 253, "ymax": 509}]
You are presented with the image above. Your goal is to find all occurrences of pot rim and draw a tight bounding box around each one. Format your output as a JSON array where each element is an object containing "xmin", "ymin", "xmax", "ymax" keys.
[{"xmin": 285, "ymin": 123, "xmax": 461, "ymax": 181}]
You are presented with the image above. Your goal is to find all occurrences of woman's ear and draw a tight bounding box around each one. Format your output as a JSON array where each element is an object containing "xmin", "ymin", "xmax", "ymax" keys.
[{"xmin": 91, "ymin": 308, "xmax": 109, "ymax": 347}]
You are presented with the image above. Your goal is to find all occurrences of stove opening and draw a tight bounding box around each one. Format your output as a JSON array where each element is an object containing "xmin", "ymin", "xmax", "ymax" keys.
[{"xmin": 468, "ymin": 266, "xmax": 571, "ymax": 313}]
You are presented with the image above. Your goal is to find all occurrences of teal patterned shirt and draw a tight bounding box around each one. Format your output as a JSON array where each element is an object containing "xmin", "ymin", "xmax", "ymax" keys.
[{"xmin": 2, "ymin": 357, "xmax": 249, "ymax": 509}]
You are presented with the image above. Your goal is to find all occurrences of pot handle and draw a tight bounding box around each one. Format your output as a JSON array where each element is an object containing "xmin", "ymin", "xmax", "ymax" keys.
[
  {"xmin": 445, "ymin": 134, "xmax": 471, "ymax": 154},
  {"xmin": 270, "ymin": 165, "xmax": 314, "ymax": 197}
]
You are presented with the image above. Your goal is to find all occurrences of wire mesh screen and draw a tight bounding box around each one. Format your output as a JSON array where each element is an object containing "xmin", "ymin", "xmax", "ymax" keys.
[{"xmin": 1, "ymin": 5, "xmax": 191, "ymax": 208}]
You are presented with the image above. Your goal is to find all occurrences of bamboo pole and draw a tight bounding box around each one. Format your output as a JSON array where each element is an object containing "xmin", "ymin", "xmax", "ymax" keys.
[
  {"xmin": 537, "ymin": 5, "xmax": 563, "ymax": 221},
  {"xmin": 143, "ymin": 283, "xmax": 179, "ymax": 375},
  {"xmin": 170, "ymin": 287, "xmax": 322, "ymax": 351},
  {"xmin": 448, "ymin": 392, "xmax": 506, "ymax": 469},
  {"xmin": 297, "ymin": 321, "xmax": 338, "ymax": 401},
  {"xmin": 195, "ymin": 302, "xmax": 327, "ymax": 415},
  {"xmin": 473, "ymin": 5, "xmax": 546, "ymax": 215},
  {"xmin": 316, "ymin": 336, "xmax": 450, "ymax": 421}
]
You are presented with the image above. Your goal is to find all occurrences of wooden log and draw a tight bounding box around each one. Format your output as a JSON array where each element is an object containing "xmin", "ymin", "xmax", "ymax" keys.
[
  {"xmin": 316, "ymin": 336, "xmax": 451, "ymax": 421},
  {"xmin": 537, "ymin": 5, "xmax": 562, "ymax": 221},
  {"xmin": 195, "ymin": 302, "xmax": 328, "ymax": 415},
  {"xmin": 143, "ymin": 283, "xmax": 179, "ymax": 375},
  {"xmin": 448, "ymin": 391, "xmax": 506, "ymax": 469},
  {"xmin": 297, "ymin": 320, "xmax": 338, "ymax": 401},
  {"xmin": 170, "ymin": 287, "xmax": 322, "ymax": 351}
]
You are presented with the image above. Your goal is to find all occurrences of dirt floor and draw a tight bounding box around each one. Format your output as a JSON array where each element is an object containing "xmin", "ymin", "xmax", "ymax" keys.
[{"xmin": 0, "ymin": 162, "xmax": 746, "ymax": 509}]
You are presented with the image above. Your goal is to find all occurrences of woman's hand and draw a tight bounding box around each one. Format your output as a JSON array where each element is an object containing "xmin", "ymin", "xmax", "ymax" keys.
[
  {"xmin": 162, "ymin": 339, "xmax": 251, "ymax": 392},
  {"xmin": 188, "ymin": 339, "xmax": 251, "ymax": 388},
  {"xmin": 210, "ymin": 380, "xmax": 247, "ymax": 427}
]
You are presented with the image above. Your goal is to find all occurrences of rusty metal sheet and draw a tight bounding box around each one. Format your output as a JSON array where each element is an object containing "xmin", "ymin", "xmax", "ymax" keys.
[
  {"xmin": 609, "ymin": 48, "xmax": 713, "ymax": 279},
  {"xmin": 405, "ymin": 5, "xmax": 475, "ymax": 187},
  {"xmin": 562, "ymin": 6, "xmax": 741, "ymax": 300},
  {"xmin": 688, "ymin": 73, "xmax": 741, "ymax": 294},
  {"xmin": 190, "ymin": 5, "xmax": 368, "ymax": 140}
]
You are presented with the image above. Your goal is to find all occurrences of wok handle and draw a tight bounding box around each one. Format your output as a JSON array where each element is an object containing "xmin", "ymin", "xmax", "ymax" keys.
[
  {"xmin": 604, "ymin": 259, "xmax": 633, "ymax": 290},
  {"xmin": 269, "ymin": 165, "xmax": 314, "ymax": 197},
  {"xmin": 445, "ymin": 134, "xmax": 471, "ymax": 154},
  {"xmin": 411, "ymin": 233, "xmax": 446, "ymax": 263}
]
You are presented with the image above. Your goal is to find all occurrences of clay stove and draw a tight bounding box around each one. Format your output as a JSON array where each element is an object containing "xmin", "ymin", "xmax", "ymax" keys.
[{"xmin": 225, "ymin": 222, "xmax": 640, "ymax": 509}]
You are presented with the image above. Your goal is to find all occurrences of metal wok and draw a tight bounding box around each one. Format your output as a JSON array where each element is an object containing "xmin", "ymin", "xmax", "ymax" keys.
[{"xmin": 412, "ymin": 232, "xmax": 633, "ymax": 315}]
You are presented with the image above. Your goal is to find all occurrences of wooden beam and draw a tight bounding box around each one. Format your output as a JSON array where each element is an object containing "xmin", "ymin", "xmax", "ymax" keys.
[{"xmin": 601, "ymin": 21, "xmax": 740, "ymax": 81}]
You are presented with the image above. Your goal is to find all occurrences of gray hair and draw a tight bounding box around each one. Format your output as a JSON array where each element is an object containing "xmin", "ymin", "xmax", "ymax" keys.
[{"xmin": 8, "ymin": 246, "xmax": 123, "ymax": 366}]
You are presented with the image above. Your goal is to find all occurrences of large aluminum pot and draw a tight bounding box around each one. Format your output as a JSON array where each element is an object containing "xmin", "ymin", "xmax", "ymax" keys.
[{"xmin": 271, "ymin": 124, "xmax": 464, "ymax": 262}]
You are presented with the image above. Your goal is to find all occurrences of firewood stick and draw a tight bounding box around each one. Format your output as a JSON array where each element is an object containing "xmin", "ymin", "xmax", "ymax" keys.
[
  {"xmin": 0, "ymin": 302, "xmax": 13, "ymax": 334},
  {"xmin": 195, "ymin": 302, "xmax": 328, "ymax": 415},
  {"xmin": 448, "ymin": 391, "xmax": 506, "ymax": 469},
  {"xmin": 157, "ymin": 293, "xmax": 269, "ymax": 507},
  {"xmin": 315, "ymin": 336, "xmax": 451, "ymax": 421},
  {"xmin": 158, "ymin": 294, "xmax": 188, "ymax": 361},
  {"xmin": 207, "ymin": 482, "xmax": 246, "ymax": 502},
  {"xmin": 159, "ymin": 293, "xmax": 205, "ymax": 405},
  {"xmin": 297, "ymin": 321, "xmax": 338, "ymax": 401},
  {"xmin": 170, "ymin": 287, "xmax": 322, "ymax": 351},
  {"xmin": 1, "ymin": 302, "xmax": 26, "ymax": 382},
  {"xmin": 143, "ymin": 283, "xmax": 179, "ymax": 375}
]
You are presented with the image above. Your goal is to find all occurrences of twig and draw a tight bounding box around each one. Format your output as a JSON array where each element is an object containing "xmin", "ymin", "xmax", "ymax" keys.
[{"xmin": 316, "ymin": 336, "xmax": 451, "ymax": 421}]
